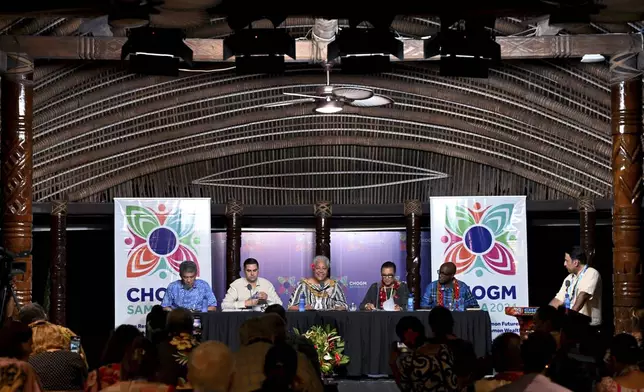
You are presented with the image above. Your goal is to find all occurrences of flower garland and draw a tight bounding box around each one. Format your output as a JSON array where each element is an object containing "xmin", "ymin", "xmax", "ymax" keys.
[
  {"xmin": 294, "ymin": 325, "xmax": 350, "ymax": 376},
  {"xmin": 437, "ymin": 279, "xmax": 460, "ymax": 307},
  {"xmin": 378, "ymin": 281, "xmax": 400, "ymax": 309}
]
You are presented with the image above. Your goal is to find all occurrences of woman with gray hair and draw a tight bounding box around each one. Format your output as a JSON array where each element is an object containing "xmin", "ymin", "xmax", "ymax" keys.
[{"xmin": 287, "ymin": 255, "xmax": 348, "ymax": 311}]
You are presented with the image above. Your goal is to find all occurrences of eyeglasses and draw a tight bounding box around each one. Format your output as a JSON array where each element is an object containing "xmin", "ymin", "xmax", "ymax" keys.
[{"xmin": 381, "ymin": 274, "xmax": 395, "ymax": 278}]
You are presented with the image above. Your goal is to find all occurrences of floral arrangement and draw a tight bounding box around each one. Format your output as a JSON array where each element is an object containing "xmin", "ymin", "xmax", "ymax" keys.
[{"xmin": 295, "ymin": 325, "xmax": 350, "ymax": 375}]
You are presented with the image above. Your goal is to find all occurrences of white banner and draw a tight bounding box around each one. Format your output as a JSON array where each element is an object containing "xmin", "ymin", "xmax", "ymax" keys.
[
  {"xmin": 430, "ymin": 196, "xmax": 529, "ymax": 340},
  {"xmin": 114, "ymin": 198, "xmax": 212, "ymax": 329}
]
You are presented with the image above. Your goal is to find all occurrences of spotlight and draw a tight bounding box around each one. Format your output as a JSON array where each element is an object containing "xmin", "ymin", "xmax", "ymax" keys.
[
  {"xmin": 223, "ymin": 29, "xmax": 295, "ymax": 74},
  {"xmin": 121, "ymin": 27, "xmax": 193, "ymax": 76}
]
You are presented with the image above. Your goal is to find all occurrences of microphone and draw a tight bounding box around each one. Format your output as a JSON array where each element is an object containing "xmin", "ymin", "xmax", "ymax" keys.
[
  {"xmin": 246, "ymin": 284, "xmax": 253, "ymax": 306},
  {"xmin": 565, "ymin": 280, "xmax": 570, "ymax": 289}
]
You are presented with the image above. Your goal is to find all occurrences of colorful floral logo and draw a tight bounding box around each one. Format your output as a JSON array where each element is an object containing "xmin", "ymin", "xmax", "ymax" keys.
[
  {"xmin": 124, "ymin": 203, "xmax": 201, "ymax": 279},
  {"xmin": 440, "ymin": 202, "xmax": 517, "ymax": 277},
  {"xmin": 333, "ymin": 275, "xmax": 349, "ymax": 293},
  {"xmin": 277, "ymin": 276, "xmax": 297, "ymax": 296}
]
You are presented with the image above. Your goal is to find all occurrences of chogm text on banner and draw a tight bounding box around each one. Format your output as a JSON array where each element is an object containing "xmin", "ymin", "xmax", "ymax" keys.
[
  {"xmin": 114, "ymin": 198, "xmax": 212, "ymax": 330},
  {"xmin": 430, "ymin": 196, "xmax": 529, "ymax": 340}
]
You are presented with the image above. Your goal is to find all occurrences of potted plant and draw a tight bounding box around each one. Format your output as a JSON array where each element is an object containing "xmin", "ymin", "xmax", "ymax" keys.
[{"xmin": 295, "ymin": 325, "xmax": 350, "ymax": 379}]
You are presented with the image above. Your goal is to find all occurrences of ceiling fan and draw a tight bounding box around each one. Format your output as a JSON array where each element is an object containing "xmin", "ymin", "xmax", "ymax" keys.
[{"xmin": 269, "ymin": 64, "xmax": 394, "ymax": 113}]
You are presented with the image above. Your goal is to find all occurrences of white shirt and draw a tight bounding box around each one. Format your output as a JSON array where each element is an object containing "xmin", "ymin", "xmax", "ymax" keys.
[
  {"xmin": 555, "ymin": 266, "xmax": 602, "ymax": 326},
  {"xmin": 221, "ymin": 277, "xmax": 282, "ymax": 310}
]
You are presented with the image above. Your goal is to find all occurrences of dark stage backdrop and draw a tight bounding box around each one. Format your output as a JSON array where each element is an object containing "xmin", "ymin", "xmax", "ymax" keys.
[{"xmin": 211, "ymin": 231, "xmax": 433, "ymax": 306}]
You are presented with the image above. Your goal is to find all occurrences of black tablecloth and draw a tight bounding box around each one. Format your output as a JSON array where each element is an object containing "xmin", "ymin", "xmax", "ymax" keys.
[{"xmin": 201, "ymin": 310, "xmax": 492, "ymax": 377}]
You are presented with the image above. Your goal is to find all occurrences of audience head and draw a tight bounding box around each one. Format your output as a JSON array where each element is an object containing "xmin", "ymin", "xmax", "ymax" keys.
[
  {"xmin": 534, "ymin": 305, "xmax": 562, "ymax": 334},
  {"xmin": 564, "ymin": 246, "xmax": 587, "ymax": 274},
  {"xmin": 428, "ymin": 306, "xmax": 454, "ymax": 338},
  {"xmin": 239, "ymin": 316, "xmax": 277, "ymax": 345},
  {"xmin": 166, "ymin": 307, "xmax": 194, "ymax": 336},
  {"xmin": 491, "ymin": 332, "xmax": 523, "ymax": 372},
  {"xmin": 312, "ymin": 255, "xmax": 330, "ymax": 282},
  {"xmin": 188, "ymin": 341, "xmax": 235, "ymax": 392},
  {"xmin": 521, "ymin": 331, "xmax": 557, "ymax": 374},
  {"xmin": 381, "ymin": 261, "xmax": 397, "ymax": 287},
  {"xmin": 31, "ymin": 321, "xmax": 69, "ymax": 354},
  {"xmin": 0, "ymin": 321, "xmax": 33, "ymax": 360},
  {"xmin": 395, "ymin": 316, "xmax": 425, "ymax": 349},
  {"xmin": 120, "ymin": 336, "xmax": 159, "ymax": 382},
  {"xmin": 146, "ymin": 305, "xmax": 167, "ymax": 344},
  {"xmin": 261, "ymin": 313, "xmax": 287, "ymax": 343},
  {"xmin": 101, "ymin": 324, "xmax": 143, "ymax": 365},
  {"xmin": 438, "ymin": 262, "xmax": 457, "ymax": 285},
  {"xmin": 264, "ymin": 304, "xmax": 287, "ymax": 322},
  {"xmin": 179, "ymin": 261, "xmax": 198, "ymax": 288},
  {"xmin": 18, "ymin": 303, "xmax": 48, "ymax": 325},
  {"xmin": 607, "ymin": 333, "xmax": 642, "ymax": 374},
  {"xmin": 262, "ymin": 343, "xmax": 298, "ymax": 391},
  {"xmin": 243, "ymin": 258, "xmax": 259, "ymax": 283}
]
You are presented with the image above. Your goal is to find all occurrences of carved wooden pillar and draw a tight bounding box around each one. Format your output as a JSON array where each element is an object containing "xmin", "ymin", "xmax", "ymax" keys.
[
  {"xmin": 578, "ymin": 196, "xmax": 596, "ymax": 268},
  {"xmin": 611, "ymin": 52, "xmax": 643, "ymax": 333},
  {"xmin": 49, "ymin": 200, "xmax": 67, "ymax": 326},
  {"xmin": 404, "ymin": 200, "xmax": 422, "ymax": 308},
  {"xmin": 314, "ymin": 201, "xmax": 332, "ymax": 260},
  {"xmin": 225, "ymin": 199, "xmax": 243, "ymax": 288},
  {"xmin": 1, "ymin": 53, "xmax": 34, "ymax": 317}
]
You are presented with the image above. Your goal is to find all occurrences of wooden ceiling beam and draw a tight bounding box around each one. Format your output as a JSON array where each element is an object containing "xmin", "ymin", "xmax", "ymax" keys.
[{"xmin": 0, "ymin": 33, "xmax": 641, "ymax": 62}]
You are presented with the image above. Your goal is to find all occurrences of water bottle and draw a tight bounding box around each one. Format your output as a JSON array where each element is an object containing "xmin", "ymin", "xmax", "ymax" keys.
[
  {"xmin": 407, "ymin": 296, "xmax": 414, "ymax": 312},
  {"xmin": 564, "ymin": 293, "xmax": 571, "ymax": 309},
  {"xmin": 299, "ymin": 293, "xmax": 306, "ymax": 312}
]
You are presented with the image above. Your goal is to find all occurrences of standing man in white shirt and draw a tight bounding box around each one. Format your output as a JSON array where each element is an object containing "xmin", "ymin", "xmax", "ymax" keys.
[
  {"xmin": 549, "ymin": 246, "xmax": 602, "ymax": 327},
  {"xmin": 221, "ymin": 258, "xmax": 282, "ymax": 310}
]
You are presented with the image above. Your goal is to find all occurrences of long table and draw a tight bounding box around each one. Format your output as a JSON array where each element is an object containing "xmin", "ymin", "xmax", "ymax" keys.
[{"xmin": 201, "ymin": 310, "xmax": 492, "ymax": 377}]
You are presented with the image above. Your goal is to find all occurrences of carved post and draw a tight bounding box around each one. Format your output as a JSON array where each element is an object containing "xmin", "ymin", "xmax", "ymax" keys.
[
  {"xmin": 611, "ymin": 52, "xmax": 643, "ymax": 333},
  {"xmin": 404, "ymin": 200, "xmax": 422, "ymax": 308},
  {"xmin": 578, "ymin": 197, "xmax": 596, "ymax": 268},
  {"xmin": 314, "ymin": 202, "xmax": 332, "ymax": 260},
  {"xmin": 225, "ymin": 199, "xmax": 243, "ymax": 288},
  {"xmin": 1, "ymin": 53, "xmax": 34, "ymax": 318},
  {"xmin": 49, "ymin": 200, "xmax": 67, "ymax": 326}
]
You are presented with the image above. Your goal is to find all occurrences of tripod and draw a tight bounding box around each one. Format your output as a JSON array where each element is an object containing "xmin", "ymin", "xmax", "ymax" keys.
[{"xmin": 0, "ymin": 248, "xmax": 29, "ymax": 321}]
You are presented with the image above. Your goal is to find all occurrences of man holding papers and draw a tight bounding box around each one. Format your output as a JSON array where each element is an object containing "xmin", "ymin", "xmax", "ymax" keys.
[{"xmin": 221, "ymin": 258, "xmax": 282, "ymax": 310}]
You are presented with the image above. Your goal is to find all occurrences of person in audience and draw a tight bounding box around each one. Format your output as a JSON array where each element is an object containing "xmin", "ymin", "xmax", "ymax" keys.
[
  {"xmin": 222, "ymin": 258, "xmax": 282, "ymax": 310},
  {"xmin": 257, "ymin": 343, "xmax": 299, "ymax": 392},
  {"xmin": 421, "ymin": 262, "xmax": 479, "ymax": 309},
  {"xmin": 427, "ymin": 306, "xmax": 477, "ymax": 390},
  {"xmin": 0, "ymin": 320, "xmax": 42, "ymax": 392},
  {"xmin": 597, "ymin": 333, "xmax": 644, "ymax": 392},
  {"xmin": 390, "ymin": 316, "xmax": 458, "ymax": 392},
  {"xmin": 496, "ymin": 331, "xmax": 570, "ymax": 391},
  {"xmin": 188, "ymin": 341, "xmax": 235, "ymax": 392},
  {"xmin": 85, "ymin": 324, "xmax": 143, "ymax": 392},
  {"xmin": 474, "ymin": 333, "xmax": 523, "ymax": 392},
  {"xmin": 101, "ymin": 336, "xmax": 170, "ymax": 392},
  {"xmin": 19, "ymin": 303, "xmax": 86, "ymax": 362},
  {"xmin": 264, "ymin": 304, "xmax": 321, "ymax": 379},
  {"xmin": 233, "ymin": 315, "xmax": 322, "ymax": 392},
  {"xmin": 549, "ymin": 246, "xmax": 602, "ymax": 328},
  {"xmin": 146, "ymin": 305, "xmax": 167, "ymax": 345},
  {"xmin": 157, "ymin": 308, "xmax": 199, "ymax": 388},
  {"xmin": 288, "ymin": 255, "xmax": 348, "ymax": 311},
  {"xmin": 534, "ymin": 305, "xmax": 563, "ymax": 348},
  {"xmin": 360, "ymin": 261, "xmax": 410, "ymax": 311},
  {"xmin": 27, "ymin": 321, "xmax": 87, "ymax": 391},
  {"xmin": 161, "ymin": 261, "xmax": 217, "ymax": 312}
]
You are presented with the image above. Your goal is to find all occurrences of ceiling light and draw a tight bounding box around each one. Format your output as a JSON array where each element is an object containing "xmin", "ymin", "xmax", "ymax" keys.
[
  {"xmin": 315, "ymin": 98, "xmax": 343, "ymax": 114},
  {"xmin": 580, "ymin": 54, "xmax": 605, "ymax": 63}
]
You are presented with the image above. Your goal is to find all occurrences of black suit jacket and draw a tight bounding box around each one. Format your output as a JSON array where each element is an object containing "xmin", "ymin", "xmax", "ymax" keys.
[{"xmin": 359, "ymin": 281, "xmax": 410, "ymax": 310}]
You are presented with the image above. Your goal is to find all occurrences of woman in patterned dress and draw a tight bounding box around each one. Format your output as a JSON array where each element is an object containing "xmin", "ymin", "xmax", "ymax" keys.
[{"xmin": 287, "ymin": 255, "xmax": 348, "ymax": 311}]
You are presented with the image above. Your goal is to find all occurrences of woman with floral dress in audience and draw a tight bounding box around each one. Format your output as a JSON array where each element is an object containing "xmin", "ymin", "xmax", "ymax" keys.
[
  {"xmin": 0, "ymin": 321, "xmax": 42, "ymax": 392},
  {"xmin": 157, "ymin": 308, "xmax": 199, "ymax": 389},
  {"xmin": 597, "ymin": 334, "xmax": 644, "ymax": 392},
  {"xmin": 101, "ymin": 337, "xmax": 170, "ymax": 392},
  {"xmin": 85, "ymin": 324, "xmax": 142, "ymax": 392},
  {"xmin": 287, "ymin": 255, "xmax": 348, "ymax": 311}
]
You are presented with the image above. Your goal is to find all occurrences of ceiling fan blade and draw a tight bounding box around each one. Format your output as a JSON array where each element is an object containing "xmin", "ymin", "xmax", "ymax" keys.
[
  {"xmin": 332, "ymin": 86, "xmax": 373, "ymax": 101},
  {"xmin": 348, "ymin": 95, "xmax": 394, "ymax": 107},
  {"xmin": 283, "ymin": 92, "xmax": 324, "ymax": 99},
  {"xmin": 264, "ymin": 98, "xmax": 316, "ymax": 108}
]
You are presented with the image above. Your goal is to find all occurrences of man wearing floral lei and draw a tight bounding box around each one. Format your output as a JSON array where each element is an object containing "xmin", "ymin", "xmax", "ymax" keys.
[
  {"xmin": 421, "ymin": 262, "xmax": 479, "ymax": 309},
  {"xmin": 360, "ymin": 261, "xmax": 410, "ymax": 311}
]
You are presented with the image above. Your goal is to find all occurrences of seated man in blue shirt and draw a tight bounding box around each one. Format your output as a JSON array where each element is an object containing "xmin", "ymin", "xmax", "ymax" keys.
[
  {"xmin": 421, "ymin": 262, "xmax": 479, "ymax": 309},
  {"xmin": 161, "ymin": 261, "xmax": 218, "ymax": 312}
]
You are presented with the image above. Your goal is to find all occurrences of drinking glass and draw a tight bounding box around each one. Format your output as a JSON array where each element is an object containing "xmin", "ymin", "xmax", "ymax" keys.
[{"xmin": 349, "ymin": 303, "xmax": 357, "ymax": 312}]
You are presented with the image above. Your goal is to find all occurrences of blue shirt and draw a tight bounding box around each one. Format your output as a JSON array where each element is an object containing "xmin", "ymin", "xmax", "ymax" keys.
[
  {"xmin": 161, "ymin": 280, "xmax": 217, "ymax": 311},
  {"xmin": 421, "ymin": 279, "xmax": 479, "ymax": 309}
]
